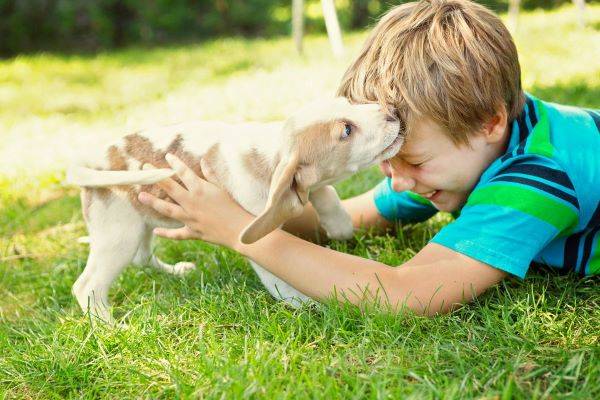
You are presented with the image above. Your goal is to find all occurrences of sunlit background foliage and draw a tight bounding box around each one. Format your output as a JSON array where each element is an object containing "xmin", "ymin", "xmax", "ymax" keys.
[{"xmin": 1, "ymin": 0, "xmax": 598, "ymax": 55}]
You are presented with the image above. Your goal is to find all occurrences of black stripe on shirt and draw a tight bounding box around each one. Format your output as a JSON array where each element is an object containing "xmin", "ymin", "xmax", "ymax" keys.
[
  {"xmin": 562, "ymin": 203, "xmax": 600, "ymax": 275},
  {"xmin": 498, "ymin": 163, "xmax": 575, "ymax": 190},
  {"xmin": 588, "ymin": 201, "xmax": 600, "ymax": 229},
  {"xmin": 578, "ymin": 225, "xmax": 600, "ymax": 276},
  {"xmin": 501, "ymin": 141, "xmax": 527, "ymax": 163},
  {"xmin": 501, "ymin": 151, "xmax": 513, "ymax": 163},
  {"xmin": 563, "ymin": 231, "xmax": 585, "ymax": 273},
  {"xmin": 489, "ymin": 175, "xmax": 580, "ymax": 209},
  {"xmin": 525, "ymin": 96, "xmax": 539, "ymax": 127},
  {"xmin": 501, "ymin": 98, "xmax": 536, "ymax": 162},
  {"xmin": 585, "ymin": 109, "xmax": 600, "ymax": 133},
  {"xmin": 515, "ymin": 113, "xmax": 529, "ymax": 156}
]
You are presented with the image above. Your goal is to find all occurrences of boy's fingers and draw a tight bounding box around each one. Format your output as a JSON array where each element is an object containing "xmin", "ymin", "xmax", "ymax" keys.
[
  {"xmin": 165, "ymin": 153, "xmax": 203, "ymax": 190},
  {"xmin": 153, "ymin": 226, "xmax": 197, "ymax": 240},
  {"xmin": 142, "ymin": 162, "xmax": 189, "ymax": 203},
  {"xmin": 138, "ymin": 192, "xmax": 186, "ymax": 220},
  {"xmin": 200, "ymin": 158, "xmax": 219, "ymax": 186}
]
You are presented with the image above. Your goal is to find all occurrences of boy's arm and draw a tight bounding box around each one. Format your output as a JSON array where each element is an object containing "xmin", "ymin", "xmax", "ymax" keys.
[
  {"xmin": 236, "ymin": 229, "xmax": 506, "ymax": 315},
  {"xmin": 141, "ymin": 154, "xmax": 505, "ymax": 315},
  {"xmin": 282, "ymin": 188, "xmax": 392, "ymax": 241}
]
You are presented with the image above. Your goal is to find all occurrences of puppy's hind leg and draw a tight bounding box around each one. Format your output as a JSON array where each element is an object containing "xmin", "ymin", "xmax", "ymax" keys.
[
  {"xmin": 132, "ymin": 227, "xmax": 196, "ymax": 276},
  {"xmin": 73, "ymin": 197, "xmax": 145, "ymax": 323}
]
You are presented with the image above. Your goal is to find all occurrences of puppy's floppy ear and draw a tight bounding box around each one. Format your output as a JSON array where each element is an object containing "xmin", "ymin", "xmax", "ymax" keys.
[{"xmin": 240, "ymin": 154, "xmax": 315, "ymax": 244}]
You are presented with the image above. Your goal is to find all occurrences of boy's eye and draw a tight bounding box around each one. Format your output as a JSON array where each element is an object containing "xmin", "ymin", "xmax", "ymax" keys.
[
  {"xmin": 408, "ymin": 161, "xmax": 425, "ymax": 168},
  {"xmin": 341, "ymin": 123, "xmax": 352, "ymax": 139}
]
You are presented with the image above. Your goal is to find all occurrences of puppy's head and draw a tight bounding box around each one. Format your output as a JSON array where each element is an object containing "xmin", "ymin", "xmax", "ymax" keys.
[{"xmin": 240, "ymin": 97, "xmax": 402, "ymax": 244}]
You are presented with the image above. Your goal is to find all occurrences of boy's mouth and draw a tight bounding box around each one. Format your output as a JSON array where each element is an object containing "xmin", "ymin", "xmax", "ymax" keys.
[{"xmin": 422, "ymin": 190, "xmax": 440, "ymax": 200}]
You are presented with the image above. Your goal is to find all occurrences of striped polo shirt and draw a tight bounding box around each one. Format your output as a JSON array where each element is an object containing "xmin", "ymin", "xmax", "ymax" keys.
[{"xmin": 373, "ymin": 94, "xmax": 600, "ymax": 278}]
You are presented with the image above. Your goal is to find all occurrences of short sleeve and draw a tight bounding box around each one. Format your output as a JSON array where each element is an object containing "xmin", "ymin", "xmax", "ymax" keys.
[
  {"xmin": 373, "ymin": 177, "xmax": 438, "ymax": 223},
  {"xmin": 431, "ymin": 158, "xmax": 580, "ymax": 278}
]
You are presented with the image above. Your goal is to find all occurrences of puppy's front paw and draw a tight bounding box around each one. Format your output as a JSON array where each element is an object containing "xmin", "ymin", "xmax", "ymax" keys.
[{"xmin": 320, "ymin": 212, "xmax": 354, "ymax": 240}]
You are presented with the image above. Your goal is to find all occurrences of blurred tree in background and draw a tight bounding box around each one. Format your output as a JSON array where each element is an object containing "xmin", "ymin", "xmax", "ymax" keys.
[{"xmin": 0, "ymin": 0, "xmax": 596, "ymax": 56}]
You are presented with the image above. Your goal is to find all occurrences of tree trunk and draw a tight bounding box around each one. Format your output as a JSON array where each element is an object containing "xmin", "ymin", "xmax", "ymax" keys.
[
  {"xmin": 321, "ymin": 0, "xmax": 344, "ymax": 58},
  {"xmin": 292, "ymin": 0, "xmax": 304, "ymax": 54},
  {"xmin": 572, "ymin": 0, "xmax": 586, "ymax": 28},
  {"xmin": 508, "ymin": 0, "xmax": 520, "ymax": 32}
]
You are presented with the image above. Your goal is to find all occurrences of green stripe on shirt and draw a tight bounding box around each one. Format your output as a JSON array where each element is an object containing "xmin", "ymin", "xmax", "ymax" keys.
[
  {"xmin": 466, "ymin": 184, "xmax": 578, "ymax": 233},
  {"xmin": 526, "ymin": 100, "xmax": 554, "ymax": 158}
]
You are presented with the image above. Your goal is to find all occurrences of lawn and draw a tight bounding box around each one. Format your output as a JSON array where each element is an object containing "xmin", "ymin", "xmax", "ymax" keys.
[{"xmin": 1, "ymin": 4, "xmax": 599, "ymax": 399}]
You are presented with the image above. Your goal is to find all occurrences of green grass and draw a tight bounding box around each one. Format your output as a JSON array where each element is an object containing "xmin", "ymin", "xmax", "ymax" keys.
[{"xmin": 1, "ymin": 5, "xmax": 599, "ymax": 399}]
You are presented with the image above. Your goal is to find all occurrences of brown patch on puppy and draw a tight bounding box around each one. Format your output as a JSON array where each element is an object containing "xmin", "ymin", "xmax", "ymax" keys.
[
  {"xmin": 242, "ymin": 148, "xmax": 276, "ymax": 183},
  {"xmin": 118, "ymin": 134, "xmax": 190, "ymax": 218},
  {"xmin": 202, "ymin": 143, "xmax": 228, "ymax": 185},
  {"xmin": 107, "ymin": 145, "xmax": 128, "ymax": 171},
  {"xmin": 93, "ymin": 146, "xmax": 129, "ymax": 202},
  {"xmin": 106, "ymin": 133, "xmax": 225, "ymax": 220},
  {"xmin": 83, "ymin": 132, "xmax": 228, "ymax": 221},
  {"xmin": 168, "ymin": 135, "xmax": 205, "ymax": 180},
  {"xmin": 124, "ymin": 134, "xmax": 167, "ymax": 169},
  {"xmin": 123, "ymin": 133, "xmax": 203, "ymax": 177},
  {"xmin": 294, "ymin": 120, "xmax": 350, "ymax": 166}
]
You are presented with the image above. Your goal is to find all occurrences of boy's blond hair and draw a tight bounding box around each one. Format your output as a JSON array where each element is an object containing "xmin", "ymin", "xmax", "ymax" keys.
[{"xmin": 337, "ymin": 0, "xmax": 525, "ymax": 143}]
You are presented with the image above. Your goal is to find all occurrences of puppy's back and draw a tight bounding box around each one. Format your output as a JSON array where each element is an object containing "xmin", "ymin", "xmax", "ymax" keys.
[{"xmin": 71, "ymin": 122, "xmax": 227, "ymax": 221}]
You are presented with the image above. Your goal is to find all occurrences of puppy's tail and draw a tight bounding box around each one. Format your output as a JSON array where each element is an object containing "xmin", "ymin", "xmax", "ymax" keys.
[{"xmin": 65, "ymin": 166, "xmax": 175, "ymax": 187}]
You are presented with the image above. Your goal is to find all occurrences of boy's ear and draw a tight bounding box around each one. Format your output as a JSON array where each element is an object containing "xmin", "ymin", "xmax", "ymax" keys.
[{"xmin": 483, "ymin": 105, "xmax": 508, "ymax": 144}]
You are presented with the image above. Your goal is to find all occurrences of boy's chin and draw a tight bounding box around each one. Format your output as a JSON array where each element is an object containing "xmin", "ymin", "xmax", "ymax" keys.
[
  {"xmin": 432, "ymin": 203, "xmax": 454, "ymax": 212},
  {"xmin": 431, "ymin": 192, "xmax": 465, "ymax": 213}
]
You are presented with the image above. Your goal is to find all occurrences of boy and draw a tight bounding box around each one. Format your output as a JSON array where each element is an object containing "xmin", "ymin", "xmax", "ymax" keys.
[{"xmin": 139, "ymin": 0, "xmax": 600, "ymax": 315}]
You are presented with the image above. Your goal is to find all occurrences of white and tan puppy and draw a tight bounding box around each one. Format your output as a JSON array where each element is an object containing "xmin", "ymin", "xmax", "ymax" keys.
[{"xmin": 66, "ymin": 97, "xmax": 401, "ymax": 322}]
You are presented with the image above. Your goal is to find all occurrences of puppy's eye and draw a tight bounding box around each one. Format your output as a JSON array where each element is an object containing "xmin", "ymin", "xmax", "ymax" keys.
[{"xmin": 341, "ymin": 123, "xmax": 352, "ymax": 139}]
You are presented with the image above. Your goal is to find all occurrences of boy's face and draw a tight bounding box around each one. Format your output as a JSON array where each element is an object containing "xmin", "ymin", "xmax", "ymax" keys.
[{"xmin": 381, "ymin": 116, "xmax": 508, "ymax": 212}]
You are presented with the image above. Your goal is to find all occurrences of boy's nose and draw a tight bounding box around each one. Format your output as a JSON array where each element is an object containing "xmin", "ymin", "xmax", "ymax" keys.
[
  {"xmin": 391, "ymin": 173, "xmax": 416, "ymax": 192},
  {"xmin": 382, "ymin": 159, "xmax": 416, "ymax": 192}
]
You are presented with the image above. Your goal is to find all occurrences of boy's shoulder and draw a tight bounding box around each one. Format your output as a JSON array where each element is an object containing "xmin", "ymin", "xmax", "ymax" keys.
[
  {"xmin": 504, "ymin": 95, "xmax": 598, "ymax": 159},
  {"xmin": 478, "ymin": 95, "xmax": 598, "ymax": 192},
  {"xmin": 463, "ymin": 94, "xmax": 598, "ymax": 235},
  {"xmin": 432, "ymin": 96, "xmax": 599, "ymax": 278}
]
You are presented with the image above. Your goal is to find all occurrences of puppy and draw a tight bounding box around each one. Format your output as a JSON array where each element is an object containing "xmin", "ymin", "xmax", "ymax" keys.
[{"xmin": 66, "ymin": 97, "xmax": 401, "ymax": 322}]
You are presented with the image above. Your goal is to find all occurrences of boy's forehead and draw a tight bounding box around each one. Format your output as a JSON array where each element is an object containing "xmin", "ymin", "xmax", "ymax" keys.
[
  {"xmin": 397, "ymin": 132, "xmax": 430, "ymax": 158},
  {"xmin": 398, "ymin": 117, "xmax": 453, "ymax": 158}
]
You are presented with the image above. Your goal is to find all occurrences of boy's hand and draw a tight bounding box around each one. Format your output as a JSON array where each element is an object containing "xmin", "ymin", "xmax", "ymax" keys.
[{"xmin": 138, "ymin": 154, "xmax": 254, "ymax": 248}]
